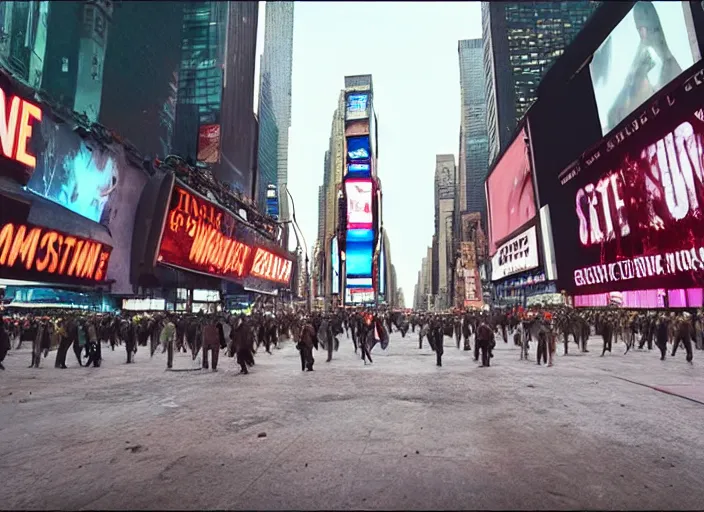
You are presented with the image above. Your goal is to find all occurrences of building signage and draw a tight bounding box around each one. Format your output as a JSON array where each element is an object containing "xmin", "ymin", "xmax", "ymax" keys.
[
  {"xmin": 554, "ymin": 60, "xmax": 704, "ymax": 292},
  {"xmin": 0, "ymin": 219, "xmax": 111, "ymax": 284},
  {"xmin": 345, "ymin": 93, "xmax": 369, "ymax": 121},
  {"xmin": 491, "ymin": 226, "xmax": 539, "ymax": 281},
  {"xmin": 157, "ymin": 184, "xmax": 293, "ymax": 286},
  {"xmin": 0, "ymin": 85, "xmax": 42, "ymax": 181}
]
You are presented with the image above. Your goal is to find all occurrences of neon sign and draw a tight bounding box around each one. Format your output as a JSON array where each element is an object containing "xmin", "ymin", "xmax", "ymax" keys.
[
  {"xmin": 0, "ymin": 86, "xmax": 42, "ymax": 168},
  {"xmin": 158, "ymin": 184, "xmax": 293, "ymax": 286},
  {"xmin": 0, "ymin": 221, "xmax": 111, "ymax": 283}
]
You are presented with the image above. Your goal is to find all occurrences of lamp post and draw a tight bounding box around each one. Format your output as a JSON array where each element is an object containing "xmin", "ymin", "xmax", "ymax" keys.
[{"xmin": 284, "ymin": 187, "xmax": 311, "ymax": 312}]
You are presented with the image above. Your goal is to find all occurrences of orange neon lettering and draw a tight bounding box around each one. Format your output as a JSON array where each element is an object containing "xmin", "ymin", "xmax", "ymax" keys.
[
  {"xmin": 7, "ymin": 225, "xmax": 41, "ymax": 270},
  {"xmin": 0, "ymin": 223, "xmax": 15, "ymax": 265},
  {"xmin": 15, "ymin": 101, "xmax": 41, "ymax": 168},
  {"xmin": 59, "ymin": 237, "xmax": 76, "ymax": 275},
  {"xmin": 67, "ymin": 240, "xmax": 85, "ymax": 276},
  {"xmin": 35, "ymin": 231, "xmax": 53, "ymax": 272},
  {"xmin": 0, "ymin": 91, "xmax": 20, "ymax": 161}
]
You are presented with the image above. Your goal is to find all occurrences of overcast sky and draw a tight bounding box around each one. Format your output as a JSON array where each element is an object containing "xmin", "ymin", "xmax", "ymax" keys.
[{"xmin": 258, "ymin": 1, "xmax": 482, "ymax": 303}]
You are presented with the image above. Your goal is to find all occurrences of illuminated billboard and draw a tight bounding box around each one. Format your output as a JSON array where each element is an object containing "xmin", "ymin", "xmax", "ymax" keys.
[
  {"xmin": 197, "ymin": 124, "xmax": 221, "ymax": 165},
  {"xmin": 486, "ymin": 126, "xmax": 536, "ymax": 255},
  {"xmin": 345, "ymin": 179, "xmax": 373, "ymax": 230},
  {"xmin": 0, "ymin": 84, "xmax": 42, "ymax": 184},
  {"xmin": 347, "ymin": 136, "xmax": 371, "ymax": 162},
  {"xmin": 331, "ymin": 235, "xmax": 340, "ymax": 295},
  {"xmin": 345, "ymin": 93, "xmax": 370, "ymax": 121},
  {"xmin": 346, "ymin": 288, "xmax": 375, "ymax": 304},
  {"xmin": 157, "ymin": 184, "xmax": 294, "ymax": 288},
  {"xmin": 554, "ymin": 60, "xmax": 704, "ymax": 293},
  {"xmin": 266, "ymin": 184, "xmax": 279, "ymax": 219},
  {"xmin": 345, "ymin": 240, "xmax": 373, "ymax": 277},
  {"xmin": 590, "ymin": 1, "xmax": 700, "ymax": 136}
]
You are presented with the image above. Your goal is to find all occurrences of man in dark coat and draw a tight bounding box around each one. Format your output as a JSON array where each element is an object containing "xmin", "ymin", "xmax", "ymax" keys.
[
  {"xmin": 201, "ymin": 317, "xmax": 221, "ymax": 371},
  {"xmin": 298, "ymin": 317, "xmax": 317, "ymax": 371},
  {"xmin": 476, "ymin": 320, "xmax": 495, "ymax": 368}
]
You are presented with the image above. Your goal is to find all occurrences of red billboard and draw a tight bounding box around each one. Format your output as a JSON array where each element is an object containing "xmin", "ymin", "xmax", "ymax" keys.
[
  {"xmin": 554, "ymin": 60, "xmax": 704, "ymax": 293},
  {"xmin": 345, "ymin": 178, "xmax": 373, "ymax": 230},
  {"xmin": 157, "ymin": 184, "xmax": 293, "ymax": 287},
  {"xmin": 486, "ymin": 126, "xmax": 536, "ymax": 255},
  {"xmin": 197, "ymin": 124, "xmax": 221, "ymax": 165}
]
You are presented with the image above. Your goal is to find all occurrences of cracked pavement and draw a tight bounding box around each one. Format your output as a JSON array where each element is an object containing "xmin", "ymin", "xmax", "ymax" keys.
[{"xmin": 1, "ymin": 331, "xmax": 703, "ymax": 510}]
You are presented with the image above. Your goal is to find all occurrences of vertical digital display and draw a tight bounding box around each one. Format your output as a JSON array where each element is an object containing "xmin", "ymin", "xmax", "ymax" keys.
[
  {"xmin": 346, "ymin": 136, "xmax": 371, "ymax": 162},
  {"xmin": 345, "ymin": 93, "xmax": 369, "ymax": 121},
  {"xmin": 331, "ymin": 235, "xmax": 340, "ymax": 295},
  {"xmin": 345, "ymin": 179, "xmax": 373, "ymax": 230}
]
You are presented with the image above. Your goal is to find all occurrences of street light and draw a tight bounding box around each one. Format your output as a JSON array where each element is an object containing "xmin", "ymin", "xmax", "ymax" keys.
[{"xmin": 284, "ymin": 187, "xmax": 311, "ymax": 312}]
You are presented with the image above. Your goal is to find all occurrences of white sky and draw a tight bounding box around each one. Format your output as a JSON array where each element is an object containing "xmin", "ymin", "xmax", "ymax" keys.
[{"xmin": 261, "ymin": 1, "xmax": 482, "ymax": 301}]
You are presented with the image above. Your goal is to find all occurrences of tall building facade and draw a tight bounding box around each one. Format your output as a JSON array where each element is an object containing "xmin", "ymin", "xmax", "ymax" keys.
[
  {"xmin": 482, "ymin": 1, "xmax": 599, "ymax": 164},
  {"xmin": 458, "ymin": 39, "xmax": 489, "ymax": 223},
  {"xmin": 434, "ymin": 155, "xmax": 456, "ymax": 310},
  {"xmin": 256, "ymin": 2, "xmax": 294, "ymax": 222}
]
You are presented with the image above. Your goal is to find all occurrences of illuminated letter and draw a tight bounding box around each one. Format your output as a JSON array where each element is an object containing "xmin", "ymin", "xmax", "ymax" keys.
[
  {"xmin": 7, "ymin": 225, "xmax": 41, "ymax": 269},
  {"xmin": 67, "ymin": 240, "xmax": 85, "ymax": 276},
  {"xmin": 609, "ymin": 174, "xmax": 630, "ymax": 239},
  {"xmin": 0, "ymin": 223, "xmax": 15, "ymax": 265},
  {"xmin": 576, "ymin": 189, "xmax": 590, "ymax": 246},
  {"xmin": 15, "ymin": 100, "xmax": 41, "ymax": 168},
  {"xmin": 59, "ymin": 237, "xmax": 77, "ymax": 275},
  {"xmin": 0, "ymin": 90, "xmax": 20, "ymax": 160}
]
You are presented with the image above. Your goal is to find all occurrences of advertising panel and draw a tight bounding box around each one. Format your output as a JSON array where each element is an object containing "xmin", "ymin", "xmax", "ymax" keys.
[
  {"xmin": 157, "ymin": 183, "xmax": 294, "ymax": 289},
  {"xmin": 590, "ymin": 1, "xmax": 700, "ymax": 136},
  {"xmin": 345, "ymin": 92, "xmax": 370, "ymax": 121},
  {"xmin": 0, "ymin": 80, "xmax": 43, "ymax": 185},
  {"xmin": 197, "ymin": 124, "xmax": 221, "ymax": 165},
  {"xmin": 331, "ymin": 235, "xmax": 340, "ymax": 295},
  {"xmin": 345, "ymin": 120, "xmax": 370, "ymax": 137},
  {"xmin": 0, "ymin": 211, "xmax": 112, "ymax": 285},
  {"xmin": 491, "ymin": 226, "xmax": 540, "ymax": 282},
  {"xmin": 347, "ymin": 136, "xmax": 371, "ymax": 162},
  {"xmin": 346, "ymin": 288, "xmax": 374, "ymax": 304},
  {"xmin": 266, "ymin": 184, "xmax": 279, "ymax": 219},
  {"xmin": 345, "ymin": 179, "xmax": 373, "ymax": 230},
  {"xmin": 554, "ymin": 60, "xmax": 704, "ymax": 293},
  {"xmin": 347, "ymin": 163, "xmax": 371, "ymax": 176},
  {"xmin": 486, "ymin": 126, "xmax": 536, "ymax": 255},
  {"xmin": 345, "ymin": 240, "xmax": 373, "ymax": 277}
]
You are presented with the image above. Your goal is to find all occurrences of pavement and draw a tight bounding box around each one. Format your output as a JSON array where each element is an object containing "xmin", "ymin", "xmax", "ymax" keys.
[{"xmin": 1, "ymin": 331, "xmax": 703, "ymax": 510}]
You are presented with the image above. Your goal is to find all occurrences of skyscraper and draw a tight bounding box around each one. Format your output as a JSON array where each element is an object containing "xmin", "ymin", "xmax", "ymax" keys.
[
  {"xmin": 482, "ymin": 1, "xmax": 599, "ymax": 164},
  {"xmin": 458, "ymin": 38, "xmax": 489, "ymax": 224},
  {"xmin": 256, "ymin": 1, "xmax": 294, "ymax": 221},
  {"xmin": 434, "ymin": 155, "xmax": 456, "ymax": 310}
]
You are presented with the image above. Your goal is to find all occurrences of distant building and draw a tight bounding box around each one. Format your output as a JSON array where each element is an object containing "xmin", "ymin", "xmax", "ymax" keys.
[
  {"xmin": 482, "ymin": 1, "xmax": 599, "ymax": 164},
  {"xmin": 434, "ymin": 155, "xmax": 456, "ymax": 310}
]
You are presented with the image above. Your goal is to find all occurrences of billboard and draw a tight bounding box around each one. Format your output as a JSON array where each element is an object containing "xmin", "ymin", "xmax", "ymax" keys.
[
  {"xmin": 347, "ymin": 136, "xmax": 371, "ymax": 162},
  {"xmin": 266, "ymin": 184, "xmax": 279, "ymax": 219},
  {"xmin": 345, "ymin": 240, "xmax": 373, "ymax": 277},
  {"xmin": 345, "ymin": 92, "xmax": 370, "ymax": 121},
  {"xmin": 345, "ymin": 179, "xmax": 373, "ymax": 230},
  {"xmin": 590, "ymin": 1, "xmax": 700, "ymax": 136},
  {"xmin": 491, "ymin": 226, "xmax": 540, "ymax": 281},
  {"xmin": 486, "ymin": 126, "xmax": 536, "ymax": 255},
  {"xmin": 554, "ymin": 60, "xmax": 704, "ymax": 293},
  {"xmin": 197, "ymin": 124, "xmax": 221, "ymax": 165},
  {"xmin": 0, "ymin": 211, "xmax": 112, "ymax": 286},
  {"xmin": 157, "ymin": 183, "xmax": 294, "ymax": 289},
  {"xmin": 331, "ymin": 235, "xmax": 340, "ymax": 295},
  {"xmin": 347, "ymin": 163, "xmax": 371, "ymax": 176},
  {"xmin": 346, "ymin": 288, "xmax": 374, "ymax": 304}
]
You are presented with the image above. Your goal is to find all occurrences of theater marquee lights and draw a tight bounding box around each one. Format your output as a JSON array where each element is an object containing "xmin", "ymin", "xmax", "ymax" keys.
[
  {"xmin": 0, "ymin": 221, "xmax": 111, "ymax": 283},
  {"xmin": 157, "ymin": 184, "xmax": 293, "ymax": 286}
]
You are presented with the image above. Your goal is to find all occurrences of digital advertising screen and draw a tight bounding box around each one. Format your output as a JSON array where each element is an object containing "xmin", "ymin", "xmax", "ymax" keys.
[
  {"xmin": 345, "ymin": 93, "xmax": 370, "ymax": 121},
  {"xmin": 346, "ymin": 228, "xmax": 374, "ymax": 243},
  {"xmin": 331, "ymin": 235, "xmax": 340, "ymax": 295},
  {"xmin": 197, "ymin": 124, "xmax": 221, "ymax": 165},
  {"xmin": 345, "ymin": 179, "xmax": 373, "ymax": 230},
  {"xmin": 379, "ymin": 242, "xmax": 386, "ymax": 296},
  {"xmin": 590, "ymin": 1, "xmax": 700, "ymax": 136},
  {"xmin": 345, "ymin": 240, "xmax": 373, "ymax": 277},
  {"xmin": 486, "ymin": 127, "xmax": 536, "ymax": 255},
  {"xmin": 553, "ymin": 60, "xmax": 704, "ymax": 294},
  {"xmin": 157, "ymin": 183, "xmax": 294, "ymax": 290},
  {"xmin": 347, "ymin": 136, "xmax": 371, "ymax": 162},
  {"xmin": 491, "ymin": 226, "xmax": 540, "ymax": 282},
  {"xmin": 347, "ymin": 163, "xmax": 371, "ymax": 176},
  {"xmin": 266, "ymin": 184, "xmax": 279, "ymax": 219},
  {"xmin": 347, "ymin": 277, "xmax": 373, "ymax": 288},
  {"xmin": 346, "ymin": 288, "xmax": 375, "ymax": 304}
]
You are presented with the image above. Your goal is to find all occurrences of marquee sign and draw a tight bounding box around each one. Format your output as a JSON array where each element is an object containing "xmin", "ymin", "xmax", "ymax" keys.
[
  {"xmin": 491, "ymin": 225, "xmax": 539, "ymax": 281},
  {"xmin": 0, "ymin": 81, "xmax": 43, "ymax": 184},
  {"xmin": 0, "ymin": 220, "xmax": 111, "ymax": 284},
  {"xmin": 157, "ymin": 184, "xmax": 293, "ymax": 286}
]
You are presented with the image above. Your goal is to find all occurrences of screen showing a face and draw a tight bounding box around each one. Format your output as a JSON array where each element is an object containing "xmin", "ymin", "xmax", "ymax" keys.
[
  {"xmin": 346, "ymin": 179, "xmax": 373, "ymax": 230},
  {"xmin": 553, "ymin": 60, "xmax": 704, "ymax": 293},
  {"xmin": 486, "ymin": 127, "xmax": 536, "ymax": 255},
  {"xmin": 347, "ymin": 136, "xmax": 371, "ymax": 161},
  {"xmin": 346, "ymin": 240, "xmax": 373, "ymax": 277},
  {"xmin": 589, "ymin": 1, "xmax": 700, "ymax": 136}
]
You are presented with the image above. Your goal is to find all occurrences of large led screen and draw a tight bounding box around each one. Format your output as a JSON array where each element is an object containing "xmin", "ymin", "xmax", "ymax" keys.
[
  {"xmin": 158, "ymin": 184, "xmax": 294, "ymax": 290},
  {"xmin": 331, "ymin": 236, "xmax": 340, "ymax": 295},
  {"xmin": 553, "ymin": 60, "xmax": 704, "ymax": 294},
  {"xmin": 486, "ymin": 127, "xmax": 536, "ymax": 255},
  {"xmin": 590, "ymin": 1, "xmax": 700, "ymax": 136},
  {"xmin": 346, "ymin": 93, "xmax": 369, "ymax": 121},
  {"xmin": 345, "ymin": 240, "xmax": 373, "ymax": 277},
  {"xmin": 345, "ymin": 179, "xmax": 373, "ymax": 230},
  {"xmin": 347, "ymin": 136, "xmax": 371, "ymax": 162}
]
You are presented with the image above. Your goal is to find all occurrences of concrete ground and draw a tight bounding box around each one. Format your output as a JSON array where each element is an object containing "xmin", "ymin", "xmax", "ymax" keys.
[{"xmin": 1, "ymin": 330, "xmax": 703, "ymax": 511}]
